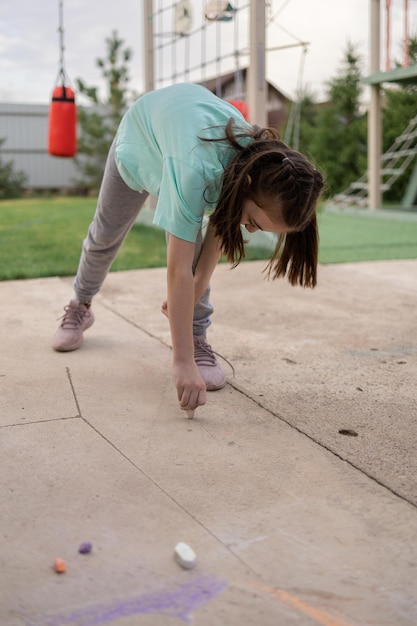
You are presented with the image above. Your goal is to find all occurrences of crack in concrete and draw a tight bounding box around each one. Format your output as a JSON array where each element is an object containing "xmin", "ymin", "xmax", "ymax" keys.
[
  {"xmin": 64, "ymin": 365, "xmax": 259, "ymax": 578},
  {"xmin": 229, "ymin": 380, "xmax": 417, "ymax": 510},
  {"xmin": 72, "ymin": 305, "xmax": 417, "ymax": 511},
  {"xmin": 0, "ymin": 415, "xmax": 79, "ymax": 429}
]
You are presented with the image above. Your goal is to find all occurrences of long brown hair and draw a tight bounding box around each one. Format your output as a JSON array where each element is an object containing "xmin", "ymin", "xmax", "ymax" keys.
[{"xmin": 203, "ymin": 119, "xmax": 324, "ymax": 288}]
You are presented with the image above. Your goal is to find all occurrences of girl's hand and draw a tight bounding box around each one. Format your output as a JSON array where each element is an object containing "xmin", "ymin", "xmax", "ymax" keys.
[
  {"xmin": 165, "ymin": 234, "xmax": 206, "ymax": 412},
  {"xmin": 173, "ymin": 361, "xmax": 207, "ymax": 411}
]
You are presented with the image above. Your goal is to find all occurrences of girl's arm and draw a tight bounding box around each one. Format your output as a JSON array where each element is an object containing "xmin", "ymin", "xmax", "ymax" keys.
[
  {"xmin": 162, "ymin": 222, "xmax": 222, "ymax": 314},
  {"xmin": 166, "ymin": 234, "xmax": 207, "ymax": 411},
  {"xmin": 193, "ymin": 222, "xmax": 223, "ymax": 303}
]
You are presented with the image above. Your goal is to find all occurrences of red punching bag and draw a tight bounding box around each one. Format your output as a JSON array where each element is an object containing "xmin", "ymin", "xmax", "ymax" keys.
[
  {"xmin": 48, "ymin": 0, "xmax": 77, "ymax": 157},
  {"xmin": 48, "ymin": 84, "xmax": 77, "ymax": 157}
]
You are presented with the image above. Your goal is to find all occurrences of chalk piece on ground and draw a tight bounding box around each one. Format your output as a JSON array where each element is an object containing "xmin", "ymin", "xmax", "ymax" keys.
[
  {"xmin": 78, "ymin": 541, "xmax": 93, "ymax": 554},
  {"xmin": 54, "ymin": 557, "xmax": 66, "ymax": 573},
  {"xmin": 174, "ymin": 542, "xmax": 196, "ymax": 569},
  {"xmin": 185, "ymin": 410, "xmax": 195, "ymax": 419}
]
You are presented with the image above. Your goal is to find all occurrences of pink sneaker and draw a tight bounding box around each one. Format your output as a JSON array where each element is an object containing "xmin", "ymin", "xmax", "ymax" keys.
[
  {"xmin": 193, "ymin": 335, "xmax": 226, "ymax": 391},
  {"xmin": 53, "ymin": 300, "xmax": 95, "ymax": 352}
]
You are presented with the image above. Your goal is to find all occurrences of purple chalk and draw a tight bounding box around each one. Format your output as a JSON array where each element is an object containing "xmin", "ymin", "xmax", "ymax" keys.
[
  {"xmin": 26, "ymin": 575, "xmax": 228, "ymax": 625},
  {"xmin": 78, "ymin": 541, "xmax": 93, "ymax": 554}
]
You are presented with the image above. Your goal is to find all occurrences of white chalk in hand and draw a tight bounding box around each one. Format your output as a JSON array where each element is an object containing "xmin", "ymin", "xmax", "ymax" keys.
[
  {"xmin": 185, "ymin": 409, "xmax": 195, "ymax": 419},
  {"xmin": 174, "ymin": 542, "xmax": 197, "ymax": 569}
]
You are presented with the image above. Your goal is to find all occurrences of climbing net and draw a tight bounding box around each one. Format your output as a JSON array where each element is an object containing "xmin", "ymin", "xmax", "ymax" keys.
[{"xmin": 151, "ymin": 1, "xmax": 250, "ymax": 97}]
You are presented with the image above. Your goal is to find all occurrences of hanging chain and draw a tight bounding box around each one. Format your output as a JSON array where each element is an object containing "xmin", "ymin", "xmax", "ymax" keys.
[{"xmin": 58, "ymin": 0, "xmax": 66, "ymax": 81}]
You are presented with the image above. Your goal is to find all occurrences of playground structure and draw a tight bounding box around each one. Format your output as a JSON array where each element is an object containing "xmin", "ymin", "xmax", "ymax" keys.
[
  {"xmin": 143, "ymin": 1, "xmax": 309, "ymax": 130},
  {"xmin": 333, "ymin": 114, "xmax": 417, "ymax": 209},
  {"xmin": 337, "ymin": 0, "xmax": 417, "ymax": 210},
  {"xmin": 143, "ymin": 1, "xmax": 266, "ymax": 125},
  {"xmin": 142, "ymin": 1, "xmax": 417, "ymax": 210}
]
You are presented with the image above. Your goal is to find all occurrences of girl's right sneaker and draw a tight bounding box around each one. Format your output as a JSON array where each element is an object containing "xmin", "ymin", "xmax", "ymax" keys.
[{"xmin": 53, "ymin": 300, "xmax": 95, "ymax": 352}]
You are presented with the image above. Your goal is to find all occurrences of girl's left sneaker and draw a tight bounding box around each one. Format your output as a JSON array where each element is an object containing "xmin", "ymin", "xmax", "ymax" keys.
[{"xmin": 53, "ymin": 300, "xmax": 95, "ymax": 352}]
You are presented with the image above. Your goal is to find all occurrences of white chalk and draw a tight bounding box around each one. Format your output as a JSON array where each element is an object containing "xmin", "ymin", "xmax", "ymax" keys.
[
  {"xmin": 174, "ymin": 542, "xmax": 197, "ymax": 569},
  {"xmin": 185, "ymin": 409, "xmax": 195, "ymax": 419}
]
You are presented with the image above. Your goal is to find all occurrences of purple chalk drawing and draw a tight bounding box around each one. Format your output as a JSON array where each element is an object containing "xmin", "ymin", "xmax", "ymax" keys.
[{"xmin": 26, "ymin": 575, "xmax": 227, "ymax": 626}]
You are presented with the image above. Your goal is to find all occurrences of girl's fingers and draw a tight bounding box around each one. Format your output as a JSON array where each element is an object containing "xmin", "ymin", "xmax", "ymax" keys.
[{"xmin": 179, "ymin": 388, "xmax": 205, "ymax": 410}]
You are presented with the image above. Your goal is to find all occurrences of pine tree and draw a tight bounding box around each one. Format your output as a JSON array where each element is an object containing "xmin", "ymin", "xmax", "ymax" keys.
[{"xmin": 308, "ymin": 42, "xmax": 367, "ymax": 196}]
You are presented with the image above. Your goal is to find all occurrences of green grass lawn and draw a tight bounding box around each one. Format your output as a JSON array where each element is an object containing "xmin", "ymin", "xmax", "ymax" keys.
[
  {"xmin": 0, "ymin": 197, "xmax": 416, "ymax": 281},
  {"xmin": 0, "ymin": 197, "xmax": 269, "ymax": 280},
  {"xmin": 0, "ymin": 197, "xmax": 166, "ymax": 280}
]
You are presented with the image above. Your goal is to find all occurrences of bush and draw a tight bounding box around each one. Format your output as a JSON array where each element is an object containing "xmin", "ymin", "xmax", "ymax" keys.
[{"xmin": 0, "ymin": 138, "xmax": 27, "ymax": 199}]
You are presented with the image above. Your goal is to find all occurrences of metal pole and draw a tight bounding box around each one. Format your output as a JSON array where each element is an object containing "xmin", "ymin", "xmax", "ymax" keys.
[
  {"xmin": 368, "ymin": 0, "xmax": 382, "ymax": 209},
  {"xmin": 404, "ymin": 0, "xmax": 410, "ymax": 67},
  {"xmin": 385, "ymin": 0, "xmax": 391, "ymax": 71},
  {"xmin": 248, "ymin": 0, "xmax": 267, "ymax": 127},
  {"xmin": 143, "ymin": 0, "xmax": 154, "ymax": 93}
]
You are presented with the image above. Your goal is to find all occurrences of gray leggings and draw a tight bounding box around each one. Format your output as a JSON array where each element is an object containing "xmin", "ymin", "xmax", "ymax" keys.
[{"xmin": 73, "ymin": 139, "xmax": 213, "ymax": 336}]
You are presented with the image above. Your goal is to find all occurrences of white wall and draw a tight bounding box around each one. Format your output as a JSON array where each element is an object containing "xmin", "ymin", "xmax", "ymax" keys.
[{"xmin": 0, "ymin": 103, "xmax": 78, "ymax": 189}]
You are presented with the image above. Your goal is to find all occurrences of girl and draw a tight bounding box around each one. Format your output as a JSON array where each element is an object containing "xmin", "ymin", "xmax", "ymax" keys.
[{"xmin": 53, "ymin": 83, "xmax": 324, "ymax": 414}]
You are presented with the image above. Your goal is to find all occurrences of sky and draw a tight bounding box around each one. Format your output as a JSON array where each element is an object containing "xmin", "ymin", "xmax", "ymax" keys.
[{"xmin": 0, "ymin": 0, "xmax": 413, "ymax": 105}]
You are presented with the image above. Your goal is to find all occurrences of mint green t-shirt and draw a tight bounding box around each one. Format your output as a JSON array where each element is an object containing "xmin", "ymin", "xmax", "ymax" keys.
[{"xmin": 115, "ymin": 83, "xmax": 252, "ymax": 242}]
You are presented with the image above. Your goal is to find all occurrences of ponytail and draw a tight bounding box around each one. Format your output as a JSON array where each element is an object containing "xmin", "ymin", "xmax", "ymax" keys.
[{"xmin": 265, "ymin": 215, "xmax": 319, "ymax": 288}]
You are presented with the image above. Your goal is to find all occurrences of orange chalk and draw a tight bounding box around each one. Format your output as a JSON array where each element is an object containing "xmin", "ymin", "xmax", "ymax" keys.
[{"xmin": 54, "ymin": 557, "xmax": 66, "ymax": 573}]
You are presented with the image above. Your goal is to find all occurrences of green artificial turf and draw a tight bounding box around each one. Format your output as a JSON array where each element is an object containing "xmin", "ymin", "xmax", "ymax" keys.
[{"xmin": 318, "ymin": 209, "xmax": 417, "ymax": 264}]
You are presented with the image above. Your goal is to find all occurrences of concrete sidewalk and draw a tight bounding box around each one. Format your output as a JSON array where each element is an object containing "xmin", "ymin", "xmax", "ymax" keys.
[{"xmin": 1, "ymin": 259, "xmax": 416, "ymax": 626}]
